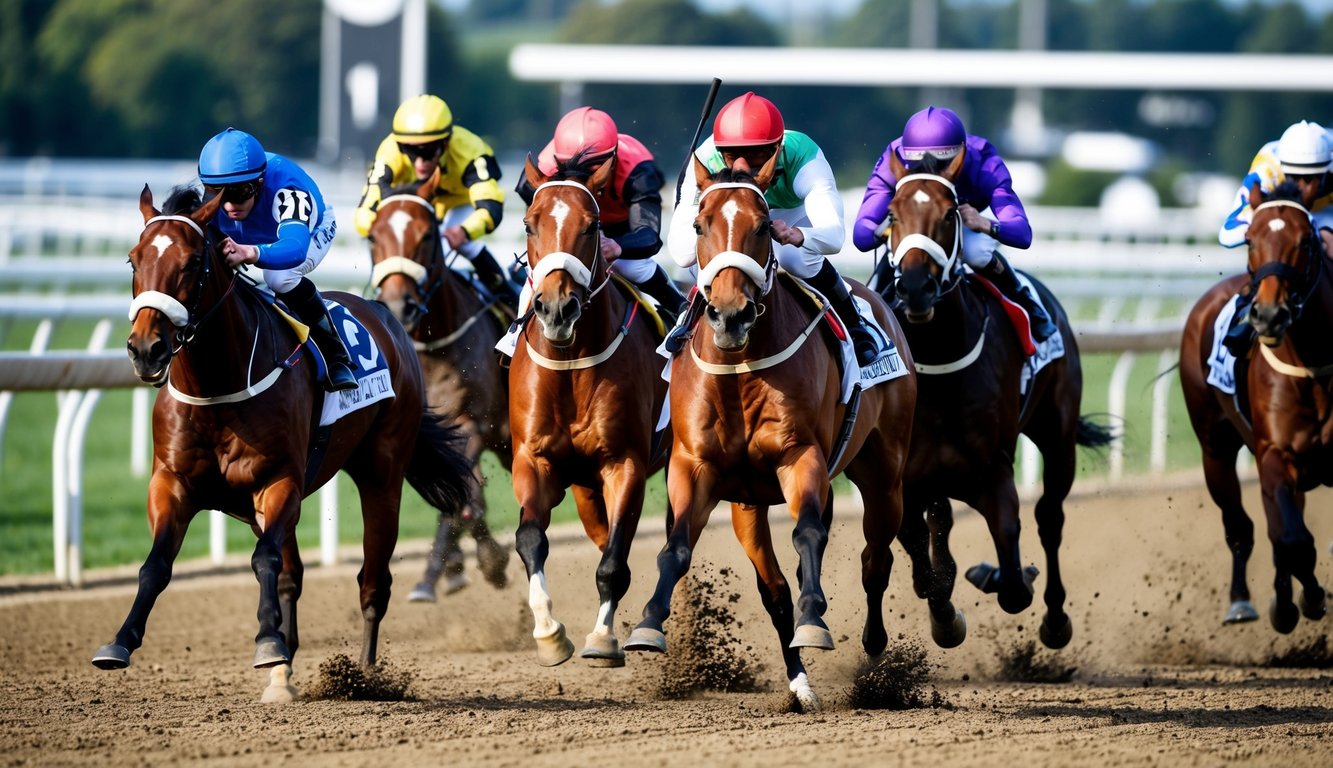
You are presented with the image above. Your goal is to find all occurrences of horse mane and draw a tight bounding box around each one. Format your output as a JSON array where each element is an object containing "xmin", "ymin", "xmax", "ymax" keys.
[
  {"xmin": 707, "ymin": 165, "xmax": 759, "ymax": 186},
  {"xmin": 912, "ymin": 154, "xmax": 948, "ymax": 176},
  {"xmin": 162, "ymin": 185, "xmax": 203, "ymax": 215},
  {"xmin": 552, "ymin": 149, "xmax": 605, "ymax": 182},
  {"xmin": 1267, "ymin": 180, "xmax": 1305, "ymax": 206}
]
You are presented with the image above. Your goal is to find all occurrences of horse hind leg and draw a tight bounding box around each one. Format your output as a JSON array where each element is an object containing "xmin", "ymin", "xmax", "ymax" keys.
[
  {"xmin": 408, "ymin": 512, "xmax": 467, "ymax": 603},
  {"xmin": 924, "ymin": 499, "xmax": 967, "ymax": 648},
  {"xmin": 1263, "ymin": 468, "xmax": 1324, "ymax": 633},
  {"xmin": 1200, "ymin": 431, "xmax": 1259, "ymax": 625}
]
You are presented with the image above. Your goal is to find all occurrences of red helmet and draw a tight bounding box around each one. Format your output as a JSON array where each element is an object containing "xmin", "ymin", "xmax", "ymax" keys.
[
  {"xmin": 552, "ymin": 107, "xmax": 618, "ymax": 161},
  {"xmin": 713, "ymin": 92, "xmax": 784, "ymax": 147}
]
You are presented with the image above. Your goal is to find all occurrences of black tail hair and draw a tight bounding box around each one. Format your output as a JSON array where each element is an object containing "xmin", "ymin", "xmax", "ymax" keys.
[
  {"xmin": 1076, "ymin": 416, "xmax": 1116, "ymax": 449},
  {"xmin": 405, "ymin": 409, "xmax": 475, "ymax": 515}
]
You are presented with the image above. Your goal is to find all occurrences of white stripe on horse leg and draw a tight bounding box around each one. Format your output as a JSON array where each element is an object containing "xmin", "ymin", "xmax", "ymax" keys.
[
  {"xmin": 788, "ymin": 671, "xmax": 820, "ymax": 712},
  {"xmin": 527, "ymin": 571, "xmax": 561, "ymax": 639},
  {"xmin": 589, "ymin": 599, "xmax": 616, "ymax": 637}
]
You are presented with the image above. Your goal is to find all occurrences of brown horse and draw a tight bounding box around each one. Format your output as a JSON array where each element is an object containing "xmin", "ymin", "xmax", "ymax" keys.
[
  {"xmin": 877, "ymin": 150, "xmax": 1112, "ymax": 651},
  {"xmin": 624, "ymin": 156, "xmax": 918, "ymax": 711},
  {"xmin": 508, "ymin": 152, "xmax": 670, "ymax": 667},
  {"xmin": 367, "ymin": 170, "xmax": 512, "ymax": 602},
  {"xmin": 1180, "ymin": 181, "xmax": 1331, "ymax": 633},
  {"xmin": 95, "ymin": 186, "xmax": 472, "ymax": 702}
]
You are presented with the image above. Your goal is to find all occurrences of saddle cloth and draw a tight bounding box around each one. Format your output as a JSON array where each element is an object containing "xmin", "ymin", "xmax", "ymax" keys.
[
  {"xmin": 310, "ymin": 300, "xmax": 395, "ymax": 426},
  {"xmin": 1206, "ymin": 294, "xmax": 1243, "ymax": 395}
]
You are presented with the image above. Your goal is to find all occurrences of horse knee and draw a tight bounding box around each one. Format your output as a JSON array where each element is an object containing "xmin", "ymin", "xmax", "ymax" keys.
[
  {"xmin": 595, "ymin": 556, "xmax": 631, "ymax": 602},
  {"xmin": 792, "ymin": 516, "xmax": 828, "ymax": 556},
  {"xmin": 514, "ymin": 521, "xmax": 549, "ymax": 576}
]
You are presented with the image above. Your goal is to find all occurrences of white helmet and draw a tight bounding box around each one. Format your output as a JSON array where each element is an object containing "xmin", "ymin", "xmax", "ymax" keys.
[{"xmin": 1276, "ymin": 120, "xmax": 1331, "ymax": 175}]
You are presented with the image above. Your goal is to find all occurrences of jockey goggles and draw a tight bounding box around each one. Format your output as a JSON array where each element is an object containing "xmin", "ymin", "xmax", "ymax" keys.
[
  {"xmin": 397, "ymin": 139, "xmax": 447, "ymax": 160},
  {"xmin": 204, "ymin": 179, "xmax": 263, "ymax": 204}
]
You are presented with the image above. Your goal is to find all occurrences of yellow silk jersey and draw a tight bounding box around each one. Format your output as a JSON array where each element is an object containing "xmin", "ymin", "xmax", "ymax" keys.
[{"xmin": 353, "ymin": 125, "xmax": 505, "ymax": 240}]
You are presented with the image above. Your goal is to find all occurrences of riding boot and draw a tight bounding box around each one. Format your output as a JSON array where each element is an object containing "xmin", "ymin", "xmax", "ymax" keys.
[
  {"xmin": 638, "ymin": 264, "xmax": 687, "ymax": 326},
  {"xmin": 808, "ymin": 260, "xmax": 878, "ymax": 366},
  {"xmin": 1222, "ymin": 295, "xmax": 1255, "ymax": 357},
  {"xmin": 472, "ymin": 247, "xmax": 521, "ymax": 309},
  {"xmin": 662, "ymin": 289, "xmax": 704, "ymax": 355},
  {"xmin": 281, "ymin": 279, "xmax": 359, "ymax": 392},
  {"xmin": 979, "ymin": 252, "xmax": 1058, "ymax": 344}
]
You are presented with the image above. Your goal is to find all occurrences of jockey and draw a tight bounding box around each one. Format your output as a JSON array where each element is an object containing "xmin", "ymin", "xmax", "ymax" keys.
[
  {"xmin": 1216, "ymin": 120, "xmax": 1333, "ymax": 354},
  {"xmin": 666, "ymin": 91, "xmax": 879, "ymax": 366},
  {"xmin": 353, "ymin": 94, "xmax": 521, "ymax": 307},
  {"xmin": 515, "ymin": 106, "xmax": 686, "ymax": 322},
  {"xmin": 198, "ymin": 128, "xmax": 358, "ymax": 393},
  {"xmin": 854, "ymin": 106, "xmax": 1058, "ymax": 344},
  {"xmin": 1218, "ymin": 120, "xmax": 1333, "ymax": 250}
]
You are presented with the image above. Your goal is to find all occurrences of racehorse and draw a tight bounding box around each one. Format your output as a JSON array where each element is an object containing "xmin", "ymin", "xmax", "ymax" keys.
[
  {"xmin": 508, "ymin": 152, "xmax": 670, "ymax": 667},
  {"xmin": 876, "ymin": 150, "xmax": 1112, "ymax": 650},
  {"xmin": 1180, "ymin": 181, "xmax": 1331, "ymax": 633},
  {"xmin": 94, "ymin": 185, "xmax": 472, "ymax": 702},
  {"xmin": 625, "ymin": 155, "xmax": 918, "ymax": 711},
  {"xmin": 367, "ymin": 169, "xmax": 512, "ymax": 601}
]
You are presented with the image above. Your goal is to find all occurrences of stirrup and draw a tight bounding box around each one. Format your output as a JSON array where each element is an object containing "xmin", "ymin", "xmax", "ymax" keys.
[{"xmin": 325, "ymin": 363, "xmax": 359, "ymax": 392}]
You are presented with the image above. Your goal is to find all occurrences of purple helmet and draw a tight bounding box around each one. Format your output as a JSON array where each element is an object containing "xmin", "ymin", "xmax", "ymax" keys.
[{"xmin": 901, "ymin": 106, "xmax": 966, "ymax": 163}]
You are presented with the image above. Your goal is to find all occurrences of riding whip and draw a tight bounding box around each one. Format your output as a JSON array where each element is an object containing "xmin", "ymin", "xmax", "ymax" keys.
[{"xmin": 675, "ymin": 78, "xmax": 723, "ymax": 208}]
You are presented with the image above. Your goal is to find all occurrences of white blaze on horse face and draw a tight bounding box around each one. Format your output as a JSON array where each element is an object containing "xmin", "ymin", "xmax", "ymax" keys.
[
  {"xmin": 548, "ymin": 197, "xmax": 571, "ymax": 246},
  {"xmin": 150, "ymin": 234, "xmax": 173, "ymax": 258},
  {"xmin": 912, "ymin": 189, "xmax": 931, "ymax": 205},
  {"xmin": 721, "ymin": 199, "xmax": 740, "ymax": 250},
  {"xmin": 1268, "ymin": 219, "xmax": 1286, "ymax": 232},
  {"xmin": 388, "ymin": 209, "xmax": 412, "ymax": 245}
]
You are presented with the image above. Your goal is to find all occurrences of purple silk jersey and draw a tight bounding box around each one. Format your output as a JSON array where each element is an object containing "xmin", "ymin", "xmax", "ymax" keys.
[{"xmin": 853, "ymin": 134, "xmax": 1032, "ymax": 253}]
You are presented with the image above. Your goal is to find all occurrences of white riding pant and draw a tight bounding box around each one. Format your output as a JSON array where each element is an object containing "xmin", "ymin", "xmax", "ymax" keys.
[
  {"xmin": 607, "ymin": 252, "xmax": 660, "ymax": 283},
  {"xmin": 264, "ymin": 211, "xmax": 337, "ymax": 294},
  {"xmin": 437, "ymin": 204, "xmax": 487, "ymax": 259},
  {"xmin": 771, "ymin": 202, "xmax": 824, "ymax": 279},
  {"xmin": 960, "ymin": 224, "xmax": 1001, "ymax": 270}
]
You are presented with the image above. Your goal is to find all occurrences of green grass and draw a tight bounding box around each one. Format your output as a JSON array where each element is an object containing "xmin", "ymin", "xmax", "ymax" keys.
[{"xmin": 1, "ymin": 315, "xmax": 1203, "ymax": 577}]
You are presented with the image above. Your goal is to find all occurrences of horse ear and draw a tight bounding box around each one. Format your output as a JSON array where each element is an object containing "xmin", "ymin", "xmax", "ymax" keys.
[
  {"xmin": 753, "ymin": 147, "xmax": 780, "ymax": 190},
  {"xmin": 693, "ymin": 153, "xmax": 712, "ymax": 190},
  {"xmin": 194, "ymin": 187, "xmax": 225, "ymax": 225},
  {"xmin": 587, "ymin": 154, "xmax": 616, "ymax": 196},
  {"xmin": 1249, "ymin": 180, "xmax": 1265, "ymax": 210},
  {"xmin": 524, "ymin": 153, "xmax": 548, "ymax": 189},
  {"xmin": 943, "ymin": 146, "xmax": 966, "ymax": 181},
  {"xmin": 139, "ymin": 184, "xmax": 160, "ymax": 222},
  {"xmin": 417, "ymin": 165, "xmax": 441, "ymax": 199}
]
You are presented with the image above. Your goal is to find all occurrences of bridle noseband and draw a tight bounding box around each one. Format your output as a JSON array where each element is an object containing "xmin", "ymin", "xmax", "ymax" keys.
[
  {"xmin": 530, "ymin": 180, "xmax": 612, "ymax": 305},
  {"xmin": 891, "ymin": 173, "xmax": 964, "ymax": 299},
  {"xmin": 128, "ymin": 214, "xmax": 233, "ymax": 350},
  {"xmin": 694, "ymin": 181, "xmax": 776, "ymax": 298}
]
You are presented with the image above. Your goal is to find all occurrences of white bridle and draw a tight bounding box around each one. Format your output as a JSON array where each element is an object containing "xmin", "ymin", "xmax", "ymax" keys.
[
  {"xmin": 530, "ymin": 180, "xmax": 602, "ymax": 292},
  {"xmin": 695, "ymin": 181, "xmax": 774, "ymax": 295},
  {"xmin": 891, "ymin": 173, "xmax": 962, "ymax": 281},
  {"xmin": 369, "ymin": 194, "xmax": 435, "ymax": 287}
]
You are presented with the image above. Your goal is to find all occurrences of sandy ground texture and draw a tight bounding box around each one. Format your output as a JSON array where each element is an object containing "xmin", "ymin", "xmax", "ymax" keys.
[{"xmin": 1, "ymin": 479, "xmax": 1331, "ymax": 768}]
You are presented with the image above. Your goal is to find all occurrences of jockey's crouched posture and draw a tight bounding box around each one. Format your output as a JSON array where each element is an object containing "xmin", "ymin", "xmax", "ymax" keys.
[{"xmin": 198, "ymin": 128, "xmax": 358, "ymax": 392}]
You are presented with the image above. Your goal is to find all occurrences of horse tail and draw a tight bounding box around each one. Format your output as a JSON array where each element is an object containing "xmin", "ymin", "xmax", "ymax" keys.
[
  {"xmin": 405, "ymin": 409, "xmax": 475, "ymax": 515},
  {"xmin": 1075, "ymin": 416, "xmax": 1115, "ymax": 449}
]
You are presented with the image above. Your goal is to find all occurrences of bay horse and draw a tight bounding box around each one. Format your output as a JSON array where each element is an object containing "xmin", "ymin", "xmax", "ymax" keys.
[
  {"xmin": 1180, "ymin": 181, "xmax": 1331, "ymax": 633},
  {"xmin": 508, "ymin": 152, "xmax": 670, "ymax": 667},
  {"xmin": 367, "ymin": 169, "xmax": 512, "ymax": 602},
  {"xmin": 878, "ymin": 150, "xmax": 1112, "ymax": 650},
  {"xmin": 625, "ymin": 155, "xmax": 918, "ymax": 711},
  {"xmin": 94, "ymin": 185, "xmax": 472, "ymax": 702}
]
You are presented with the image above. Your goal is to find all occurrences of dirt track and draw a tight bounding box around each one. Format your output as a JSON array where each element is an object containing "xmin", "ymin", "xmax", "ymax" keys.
[{"xmin": 2, "ymin": 480, "xmax": 1331, "ymax": 767}]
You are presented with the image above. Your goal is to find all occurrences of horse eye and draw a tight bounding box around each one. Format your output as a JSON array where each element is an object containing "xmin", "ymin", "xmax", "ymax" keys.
[
  {"xmin": 692, "ymin": 221, "xmax": 702, "ymax": 235},
  {"xmin": 523, "ymin": 220, "xmax": 533, "ymax": 236}
]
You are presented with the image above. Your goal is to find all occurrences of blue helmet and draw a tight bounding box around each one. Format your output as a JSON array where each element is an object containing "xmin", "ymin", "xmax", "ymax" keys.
[{"xmin": 198, "ymin": 128, "xmax": 267, "ymax": 185}]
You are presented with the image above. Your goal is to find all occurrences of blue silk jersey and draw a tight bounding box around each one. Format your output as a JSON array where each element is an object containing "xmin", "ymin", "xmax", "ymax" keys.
[{"xmin": 212, "ymin": 153, "xmax": 332, "ymax": 270}]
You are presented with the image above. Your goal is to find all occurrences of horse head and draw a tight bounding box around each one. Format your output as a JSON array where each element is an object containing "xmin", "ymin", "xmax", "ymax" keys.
[
  {"xmin": 126, "ymin": 184, "xmax": 225, "ymax": 385},
  {"xmin": 691, "ymin": 152, "xmax": 779, "ymax": 350},
  {"xmin": 369, "ymin": 168, "xmax": 443, "ymax": 332},
  {"xmin": 887, "ymin": 149, "xmax": 966, "ymax": 323},
  {"xmin": 1244, "ymin": 181, "xmax": 1324, "ymax": 346},
  {"xmin": 522, "ymin": 151, "xmax": 615, "ymax": 346}
]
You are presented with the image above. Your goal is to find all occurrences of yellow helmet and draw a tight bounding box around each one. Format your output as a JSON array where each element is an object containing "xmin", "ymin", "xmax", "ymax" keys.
[{"xmin": 392, "ymin": 95, "xmax": 453, "ymax": 144}]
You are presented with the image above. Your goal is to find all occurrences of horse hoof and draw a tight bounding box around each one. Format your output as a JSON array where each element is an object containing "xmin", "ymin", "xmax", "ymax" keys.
[
  {"xmin": 260, "ymin": 664, "xmax": 298, "ymax": 704},
  {"xmin": 1224, "ymin": 600, "xmax": 1260, "ymax": 625},
  {"xmin": 534, "ymin": 623, "xmax": 575, "ymax": 667},
  {"xmin": 407, "ymin": 583, "xmax": 437, "ymax": 603},
  {"xmin": 1039, "ymin": 612, "xmax": 1073, "ymax": 650},
  {"xmin": 790, "ymin": 624, "xmax": 835, "ymax": 650},
  {"xmin": 862, "ymin": 623, "xmax": 888, "ymax": 657},
  {"xmin": 253, "ymin": 638, "xmax": 291, "ymax": 669},
  {"xmin": 965, "ymin": 563, "xmax": 1000, "ymax": 593},
  {"xmin": 476, "ymin": 538, "xmax": 510, "ymax": 589},
  {"xmin": 1268, "ymin": 597, "xmax": 1300, "ymax": 635},
  {"xmin": 624, "ymin": 627, "xmax": 667, "ymax": 653},
  {"xmin": 1300, "ymin": 585, "xmax": 1327, "ymax": 621},
  {"xmin": 931, "ymin": 608, "xmax": 968, "ymax": 649},
  {"xmin": 788, "ymin": 672, "xmax": 820, "ymax": 713},
  {"xmin": 92, "ymin": 643, "xmax": 131, "ymax": 670},
  {"xmin": 580, "ymin": 633, "xmax": 625, "ymax": 668},
  {"xmin": 443, "ymin": 572, "xmax": 472, "ymax": 596}
]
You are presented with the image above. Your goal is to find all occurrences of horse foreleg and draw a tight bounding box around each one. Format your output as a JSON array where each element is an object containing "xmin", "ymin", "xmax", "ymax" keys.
[
  {"xmin": 261, "ymin": 533, "xmax": 305, "ymax": 703},
  {"xmin": 408, "ymin": 512, "xmax": 466, "ymax": 603},
  {"xmin": 922, "ymin": 499, "xmax": 967, "ymax": 648},
  {"xmin": 626, "ymin": 456, "xmax": 716, "ymax": 654},
  {"xmin": 732, "ymin": 504, "xmax": 815, "ymax": 711},
  {"xmin": 579, "ymin": 465, "xmax": 645, "ymax": 667},
  {"xmin": 782, "ymin": 451, "xmax": 834, "ymax": 650},
  {"xmin": 352, "ymin": 475, "xmax": 402, "ymax": 667},
  {"xmin": 1197, "ymin": 413, "xmax": 1257, "ymax": 624},
  {"xmin": 513, "ymin": 456, "xmax": 573, "ymax": 666},
  {"xmin": 92, "ymin": 492, "xmax": 192, "ymax": 669},
  {"xmin": 969, "ymin": 477, "xmax": 1034, "ymax": 614},
  {"xmin": 1259, "ymin": 451, "xmax": 1324, "ymax": 633}
]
